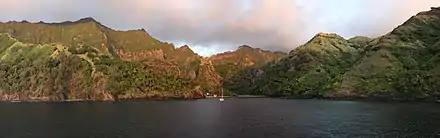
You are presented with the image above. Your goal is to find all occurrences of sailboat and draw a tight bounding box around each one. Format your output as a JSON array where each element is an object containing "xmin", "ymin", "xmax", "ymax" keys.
[{"xmin": 219, "ymin": 89, "xmax": 224, "ymax": 102}]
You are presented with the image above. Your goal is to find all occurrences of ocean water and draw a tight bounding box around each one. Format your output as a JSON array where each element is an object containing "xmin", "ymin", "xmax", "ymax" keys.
[{"xmin": 1, "ymin": 98, "xmax": 439, "ymax": 138}]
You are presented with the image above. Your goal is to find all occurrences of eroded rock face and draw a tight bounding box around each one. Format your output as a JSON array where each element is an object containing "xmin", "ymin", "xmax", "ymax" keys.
[
  {"xmin": 0, "ymin": 17, "xmax": 287, "ymax": 101},
  {"xmin": 195, "ymin": 58, "xmax": 223, "ymax": 95},
  {"xmin": 118, "ymin": 49, "xmax": 165, "ymax": 61}
]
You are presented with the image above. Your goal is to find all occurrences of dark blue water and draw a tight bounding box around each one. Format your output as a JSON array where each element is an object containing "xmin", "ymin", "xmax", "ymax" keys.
[{"xmin": 1, "ymin": 99, "xmax": 440, "ymax": 138}]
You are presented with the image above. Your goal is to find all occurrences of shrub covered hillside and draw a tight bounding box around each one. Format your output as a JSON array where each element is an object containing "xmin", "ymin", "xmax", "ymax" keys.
[
  {"xmin": 225, "ymin": 33, "xmax": 368, "ymax": 97},
  {"xmin": 0, "ymin": 33, "xmax": 201, "ymax": 100},
  {"xmin": 0, "ymin": 18, "xmax": 285, "ymax": 101},
  {"xmin": 208, "ymin": 45, "xmax": 287, "ymax": 94},
  {"xmin": 2, "ymin": 7, "xmax": 439, "ymax": 101},
  {"xmin": 229, "ymin": 7, "xmax": 440, "ymax": 101}
]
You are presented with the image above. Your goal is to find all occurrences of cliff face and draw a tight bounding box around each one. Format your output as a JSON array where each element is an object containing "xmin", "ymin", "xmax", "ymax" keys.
[
  {"xmin": 195, "ymin": 58, "xmax": 223, "ymax": 95},
  {"xmin": 0, "ymin": 18, "xmax": 198, "ymax": 101},
  {"xmin": 0, "ymin": 18, "xmax": 283, "ymax": 101},
  {"xmin": 209, "ymin": 45, "xmax": 286, "ymax": 84}
]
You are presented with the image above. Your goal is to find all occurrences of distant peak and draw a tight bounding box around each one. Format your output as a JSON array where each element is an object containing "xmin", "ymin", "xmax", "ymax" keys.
[
  {"xmin": 72, "ymin": 17, "xmax": 111, "ymax": 29},
  {"xmin": 315, "ymin": 33, "xmax": 342, "ymax": 38},
  {"xmin": 310, "ymin": 33, "xmax": 345, "ymax": 41},
  {"xmin": 28, "ymin": 17, "xmax": 110, "ymax": 29},
  {"xmin": 179, "ymin": 45, "xmax": 192, "ymax": 50},
  {"xmin": 301, "ymin": 32, "xmax": 348, "ymax": 47},
  {"xmin": 77, "ymin": 17, "xmax": 98, "ymax": 23},
  {"xmin": 237, "ymin": 45, "xmax": 254, "ymax": 50},
  {"xmin": 178, "ymin": 45, "xmax": 197, "ymax": 54}
]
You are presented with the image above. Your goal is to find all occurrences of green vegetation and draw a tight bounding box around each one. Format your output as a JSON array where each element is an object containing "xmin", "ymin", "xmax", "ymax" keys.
[
  {"xmin": 209, "ymin": 45, "xmax": 286, "ymax": 82},
  {"xmin": 95, "ymin": 55, "xmax": 200, "ymax": 100},
  {"xmin": 0, "ymin": 7, "xmax": 439, "ymax": 101},
  {"xmin": 225, "ymin": 33, "xmax": 364, "ymax": 97},
  {"xmin": 227, "ymin": 7, "xmax": 440, "ymax": 101},
  {"xmin": 0, "ymin": 33, "xmax": 205, "ymax": 101},
  {"xmin": 0, "ymin": 35, "xmax": 93, "ymax": 100},
  {"xmin": 0, "ymin": 18, "xmax": 228, "ymax": 101}
]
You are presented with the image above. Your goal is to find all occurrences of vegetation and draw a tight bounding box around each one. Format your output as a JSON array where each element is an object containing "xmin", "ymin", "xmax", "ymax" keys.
[
  {"xmin": 209, "ymin": 45, "xmax": 286, "ymax": 83},
  {"xmin": 227, "ymin": 7, "xmax": 440, "ymax": 101},
  {"xmin": 0, "ymin": 17, "xmax": 234, "ymax": 101},
  {"xmin": 0, "ymin": 34, "xmax": 94, "ymax": 100},
  {"xmin": 0, "ymin": 7, "xmax": 440, "ymax": 101}
]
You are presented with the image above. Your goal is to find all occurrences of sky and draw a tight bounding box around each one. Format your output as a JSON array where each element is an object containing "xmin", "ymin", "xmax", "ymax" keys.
[{"xmin": 0, "ymin": 0, "xmax": 439, "ymax": 56}]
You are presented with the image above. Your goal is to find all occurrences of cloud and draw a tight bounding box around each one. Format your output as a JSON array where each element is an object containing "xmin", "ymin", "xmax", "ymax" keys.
[{"xmin": 0, "ymin": 0, "xmax": 439, "ymax": 56}]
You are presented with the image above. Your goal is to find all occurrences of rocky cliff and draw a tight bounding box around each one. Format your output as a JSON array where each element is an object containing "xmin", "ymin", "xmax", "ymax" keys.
[{"xmin": 0, "ymin": 18, "xmax": 284, "ymax": 101}]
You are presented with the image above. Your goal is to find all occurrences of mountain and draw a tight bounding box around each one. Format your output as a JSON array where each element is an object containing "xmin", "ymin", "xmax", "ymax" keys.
[
  {"xmin": 0, "ymin": 18, "xmax": 284, "ymax": 101},
  {"xmin": 230, "ymin": 7, "xmax": 440, "ymax": 101},
  {"xmin": 209, "ymin": 45, "xmax": 286, "ymax": 81},
  {"xmin": 335, "ymin": 7, "xmax": 440, "ymax": 100},
  {"xmin": 2, "ymin": 6, "xmax": 439, "ymax": 101},
  {"xmin": 226, "ymin": 33, "xmax": 367, "ymax": 97}
]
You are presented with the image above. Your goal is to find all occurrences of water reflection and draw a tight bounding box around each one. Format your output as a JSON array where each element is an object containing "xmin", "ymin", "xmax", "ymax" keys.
[{"xmin": 0, "ymin": 99, "xmax": 439, "ymax": 137}]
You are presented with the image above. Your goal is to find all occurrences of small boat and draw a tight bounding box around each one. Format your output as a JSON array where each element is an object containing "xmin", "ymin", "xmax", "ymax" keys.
[{"xmin": 219, "ymin": 89, "xmax": 225, "ymax": 102}]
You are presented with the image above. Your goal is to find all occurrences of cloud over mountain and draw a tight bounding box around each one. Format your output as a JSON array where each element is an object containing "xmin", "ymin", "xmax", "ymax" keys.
[{"xmin": 0, "ymin": 0, "xmax": 439, "ymax": 56}]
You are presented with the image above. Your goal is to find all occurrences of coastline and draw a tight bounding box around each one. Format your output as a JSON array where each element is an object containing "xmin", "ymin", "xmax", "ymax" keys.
[{"xmin": 1, "ymin": 94, "xmax": 439, "ymax": 103}]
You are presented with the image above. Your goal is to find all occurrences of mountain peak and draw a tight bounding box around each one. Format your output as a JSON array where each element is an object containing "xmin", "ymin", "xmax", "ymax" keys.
[
  {"xmin": 304, "ymin": 33, "xmax": 346, "ymax": 45},
  {"xmin": 414, "ymin": 6, "xmax": 440, "ymax": 17},
  {"xmin": 314, "ymin": 33, "xmax": 344, "ymax": 39},
  {"xmin": 73, "ymin": 17, "xmax": 110, "ymax": 29},
  {"xmin": 237, "ymin": 45, "xmax": 254, "ymax": 50},
  {"xmin": 77, "ymin": 17, "xmax": 98, "ymax": 23},
  {"xmin": 26, "ymin": 17, "xmax": 110, "ymax": 29},
  {"xmin": 178, "ymin": 45, "xmax": 192, "ymax": 51},
  {"xmin": 306, "ymin": 33, "xmax": 343, "ymax": 42}
]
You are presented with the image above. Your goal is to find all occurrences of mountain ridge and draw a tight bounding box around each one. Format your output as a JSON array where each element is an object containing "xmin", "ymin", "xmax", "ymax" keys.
[
  {"xmin": 227, "ymin": 6, "xmax": 440, "ymax": 101},
  {"xmin": 0, "ymin": 17, "xmax": 286, "ymax": 101},
  {"xmin": 0, "ymin": 6, "xmax": 439, "ymax": 101}
]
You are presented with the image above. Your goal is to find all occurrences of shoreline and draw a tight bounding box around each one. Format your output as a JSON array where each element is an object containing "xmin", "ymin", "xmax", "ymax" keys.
[{"xmin": 1, "ymin": 95, "xmax": 439, "ymax": 103}]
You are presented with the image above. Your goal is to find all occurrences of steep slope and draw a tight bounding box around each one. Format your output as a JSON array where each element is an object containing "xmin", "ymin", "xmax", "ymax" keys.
[
  {"xmin": 0, "ymin": 18, "xmax": 197, "ymax": 63},
  {"xmin": 336, "ymin": 7, "xmax": 440, "ymax": 100},
  {"xmin": 0, "ymin": 18, "xmax": 111, "ymax": 55},
  {"xmin": 0, "ymin": 33, "xmax": 208, "ymax": 101},
  {"xmin": 0, "ymin": 17, "xmax": 289, "ymax": 101},
  {"xmin": 228, "ymin": 33, "xmax": 368, "ymax": 97},
  {"xmin": 0, "ymin": 33, "xmax": 97, "ymax": 100},
  {"xmin": 230, "ymin": 7, "xmax": 440, "ymax": 101},
  {"xmin": 0, "ymin": 18, "xmax": 226, "ymax": 99},
  {"xmin": 209, "ymin": 45, "xmax": 286, "ymax": 82}
]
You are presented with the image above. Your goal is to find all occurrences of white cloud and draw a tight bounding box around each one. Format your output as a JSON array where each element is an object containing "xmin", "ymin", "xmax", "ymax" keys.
[{"xmin": 0, "ymin": 0, "xmax": 439, "ymax": 56}]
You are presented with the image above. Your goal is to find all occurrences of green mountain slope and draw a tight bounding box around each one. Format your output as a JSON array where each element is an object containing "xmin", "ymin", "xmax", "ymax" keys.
[
  {"xmin": 0, "ymin": 33, "xmax": 206, "ymax": 101},
  {"xmin": 0, "ymin": 18, "xmax": 284, "ymax": 101},
  {"xmin": 336, "ymin": 7, "xmax": 440, "ymax": 100},
  {"xmin": 227, "ymin": 33, "xmax": 367, "ymax": 97},
  {"xmin": 230, "ymin": 7, "xmax": 440, "ymax": 101},
  {"xmin": 209, "ymin": 45, "xmax": 286, "ymax": 81},
  {"xmin": 3, "ymin": 7, "xmax": 439, "ymax": 101}
]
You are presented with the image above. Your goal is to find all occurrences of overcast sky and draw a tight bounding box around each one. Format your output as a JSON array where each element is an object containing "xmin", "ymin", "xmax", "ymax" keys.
[{"xmin": 0, "ymin": 0, "xmax": 439, "ymax": 56}]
